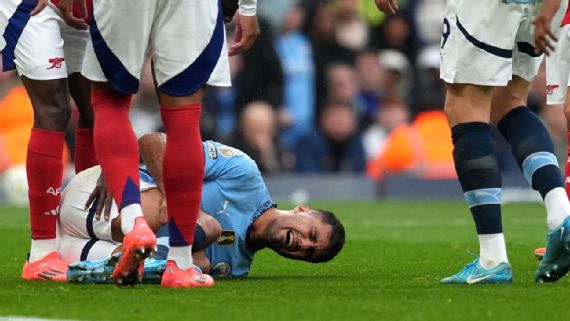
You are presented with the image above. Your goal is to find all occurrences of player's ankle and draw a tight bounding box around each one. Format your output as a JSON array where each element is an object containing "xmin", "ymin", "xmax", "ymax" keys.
[
  {"xmin": 29, "ymin": 239, "xmax": 57, "ymax": 262},
  {"xmin": 167, "ymin": 245, "xmax": 193, "ymax": 270},
  {"xmin": 120, "ymin": 204, "xmax": 144, "ymax": 234}
]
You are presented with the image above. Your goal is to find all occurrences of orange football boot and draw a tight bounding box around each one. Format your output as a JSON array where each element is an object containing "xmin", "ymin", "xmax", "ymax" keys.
[
  {"xmin": 534, "ymin": 247, "xmax": 545, "ymax": 260},
  {"xmin": 112, "ymin": 217, "xmax": 157, "ymax": 287},
  {"xmin": 161, "ymin": 260, "xmax": 214, "ymax": 288},
  {"xmin": 22, "ymin": 251, "xmax": 67, "ymax": 282}
]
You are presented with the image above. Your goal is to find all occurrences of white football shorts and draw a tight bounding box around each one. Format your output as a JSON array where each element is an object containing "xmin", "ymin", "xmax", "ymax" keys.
[
  {"xmin": 57, "ymin": 166, "xmax": 120, "ymax": 263},
  {"xmin": 441, "ymin": 0, "xmax": 567, "ymax": 86},
  {"xmin": 82, "ymin": 0, "xmax": 231, "ymax": 96},
  {"xmin": 0, "ymin": 0, "xmax": 88, "ymax": 80},
  {"xmin": 546, "ymin": 24, "xmax": 570, "ymax": 105}
]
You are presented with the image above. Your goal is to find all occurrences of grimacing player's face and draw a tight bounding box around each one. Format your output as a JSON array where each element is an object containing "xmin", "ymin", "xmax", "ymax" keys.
[{"xmin": 267, "ymin": 205, "xmax": 333, "ymax": 262}]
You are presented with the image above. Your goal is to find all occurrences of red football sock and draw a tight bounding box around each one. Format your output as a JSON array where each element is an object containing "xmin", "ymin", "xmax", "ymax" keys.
[
  {"xmin": 74, "ymin": 127, "xmax": 98, "ymax": 173},
  {"xmin": 27, "ymin": 128, "xmax": 65, "ymax": 240},
  {"xmin": 161, "ymin": 104, "xmax": 204, "ymax": 247},
  {"xmin": 92, "ymin": 89, "xmax": 140, "ymax": 210},
  {"xmin": 566, "ymin": 131, "xmax": 570, "ymax": 198}
]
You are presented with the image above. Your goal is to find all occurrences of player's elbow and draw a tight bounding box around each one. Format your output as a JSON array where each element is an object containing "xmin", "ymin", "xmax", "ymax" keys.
[
  {"xmin": 198, "ymin": 214, "xmax": 222, "ymax": 247},
  {"xmin": 138, "ymin": 132, "xmax": 166, "ymax": 150}
]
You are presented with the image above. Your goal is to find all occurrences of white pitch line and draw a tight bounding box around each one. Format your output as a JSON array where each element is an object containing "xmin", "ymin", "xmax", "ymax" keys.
[{"xmin": 0, "ymin": 317, "xmax": 87, "ymax": 321}]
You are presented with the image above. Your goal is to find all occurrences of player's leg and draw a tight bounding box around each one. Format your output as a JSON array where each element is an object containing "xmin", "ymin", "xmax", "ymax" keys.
[
  {"xmin": 68, "ymin": 215, "xmax": 222, "ymax": 285},
  {"xmin": 59, "ymin": 20, "xmax": 97, "ymax": 173},
  {"xmin": 439, "ymin": 0, "xmax": 523, "ymax": 284},
  {"xmin": 68, "ymin": 72, "xmax": 98, "ymax": 173},
  {"xmin": 546, "ymin": 24, "xmax": 570, "ymax": 195},
  {"xmin": 82, "ymin": 0, "xmax": 157, "ymax": 286},
  {"xmin": 151, "ymin": 0, "xmax": 229, "ymax": 288},
  {"xmin": 560, "ymin": 91, "xmax": 570, "ymax": 229},
  {"xmin": 493, "ymin": 3, "xmax": 570, "ymax": 282},
  {"xmin": 1, "ymin": 1, "xmax": 72, "ymax": 281}
]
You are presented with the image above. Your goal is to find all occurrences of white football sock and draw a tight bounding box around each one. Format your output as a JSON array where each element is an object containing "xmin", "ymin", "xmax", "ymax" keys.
[
  {"xmin": 168, "ymin": 245, "xmax": 193, "ymax": 270},
  {"xmin": 29, "ymin": 239, "xmax": 57, "ymax": 262},
  {"xmin": 120, "ymin": 203, "xmax": 144, "ymax": 234},
  {"xmin": 544, "ymin": 187, "xmax": 570, "ymax": 230},
  {"xmin": 478, "ymin": 233, "xmax": 509, "ymax": 269}
]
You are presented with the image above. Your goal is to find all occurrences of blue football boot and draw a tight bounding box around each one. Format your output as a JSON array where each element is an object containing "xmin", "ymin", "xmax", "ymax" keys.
[
  {"xmin": 67, "ymin": 253, "xmax": 120, "ymax": 284},
  {"xmin": 441, "ymin": 258, "xmax": 512, "ymax": 284},
  {"xmin": 535, "ymin": 216, "xmax": 570, "ymax": 283}
]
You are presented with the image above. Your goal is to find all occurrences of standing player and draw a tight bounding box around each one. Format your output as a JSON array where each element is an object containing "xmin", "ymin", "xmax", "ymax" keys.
[
  {"xmin": 376, "ymin": 0, "xmax": 570, "ymax": 283},
  {"xmin": 1, "ymin": 0, "xmax": 97, "ymax": 282},
  {"xmin": 547, "ymin": 3, "xmax": 570, "ymax": 194},
  {"xmin": 534, "ymin": 2, "xmax": 570, "ymax": 261},
  {"xmin": 56, "ymin": 0, "xmax": 259, "ymax": 288}
]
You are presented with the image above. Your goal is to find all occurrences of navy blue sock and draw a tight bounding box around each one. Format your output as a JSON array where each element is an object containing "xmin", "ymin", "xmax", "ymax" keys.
[
  {"xmin": 452, "ymin": 122, "xmax": 503, "ymax": 234},
  {"xmin": 153, "ymin": 224, "xmax": 207, "ymax": 260},
  {"xmin": 497, "ymin": 106, "xmax": 562, "ymax": 198}
]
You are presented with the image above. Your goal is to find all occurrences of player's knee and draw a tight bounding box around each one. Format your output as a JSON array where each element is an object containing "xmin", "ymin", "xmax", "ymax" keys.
[{"xmin": 31, "ymin": 90, "xmax": 71, "ymax": 131}]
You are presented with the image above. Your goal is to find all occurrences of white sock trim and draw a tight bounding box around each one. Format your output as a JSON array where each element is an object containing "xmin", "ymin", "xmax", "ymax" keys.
[
  {"xmin": 478, "ymin": 233, "xmax": 509, "ymax": 269},
  {"xmin": 29, "ymin": 239, "xmax": 57, "ymax": 262},
  {"xmin": 544, "ymin": 187, "xmax": 570, "ymax": 230},
  {"xmin": 120, "ymin": 203, "xmax": 144, "ymax": 234},
  {"xmin": 167, "ymin": 245, "xmax": 193, "ymax": 270}
]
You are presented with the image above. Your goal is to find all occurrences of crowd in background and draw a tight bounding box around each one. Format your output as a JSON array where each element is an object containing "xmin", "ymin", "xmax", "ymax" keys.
[{"xmin": 0, "ymin": 0, "xmax": 564, "ymax": 181}]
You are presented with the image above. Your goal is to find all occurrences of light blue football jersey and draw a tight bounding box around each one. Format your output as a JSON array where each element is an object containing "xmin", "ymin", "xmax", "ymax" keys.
[{"xmin": 145, "ymin": 141, "xmax": 275, "ymax": 278}]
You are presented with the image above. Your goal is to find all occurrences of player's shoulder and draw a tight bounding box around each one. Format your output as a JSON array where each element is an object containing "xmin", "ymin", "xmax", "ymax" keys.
[{"xmin": 204, "ymin": 141, "xmax": 255, "ymax": 167}]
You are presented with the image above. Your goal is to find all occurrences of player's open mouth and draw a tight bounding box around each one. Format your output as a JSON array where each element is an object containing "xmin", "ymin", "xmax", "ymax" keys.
[{"xmin": 285, "ymin": 230, "xmax": 293, "ymax": 249}]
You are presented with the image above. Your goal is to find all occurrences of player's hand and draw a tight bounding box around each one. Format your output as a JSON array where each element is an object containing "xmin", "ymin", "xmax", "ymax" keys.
[
  {"xmin": 85, "ymin": 173, "xmax": 114, "ymax": 221},
  {"xmin": 30, "ymin": 0, "xmax": 49, "ymax": 16},
  {"xmin": 374, "ymin": 0, "xmax": 399, "ymax": 14},
  {"xmin": 228, "ymin": 12, "xmax": 260, "ymax": 56},
  {"xmin": 158, "ymin": 197, "xmax": 168, "ymax": 224},
  {"xmin": 532, "ymin": 0, "xmax": 561, "ymax": 56},
  {"xmin": 57, "ymin": 0, "xmax": 89, "ymax": 30}
]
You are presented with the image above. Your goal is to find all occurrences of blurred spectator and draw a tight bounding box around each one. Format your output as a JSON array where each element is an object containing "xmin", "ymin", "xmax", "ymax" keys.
[
  {"xmin": 362, "ymin": 96, "xmax": 409, "ymax": 160},
  {"xmin": 412, "ymin": 0, "xmax": 445, "ymax": 46},
  {"xmin": 332, "ymin": 0, "xmax": 369, "ymax": 52},
  {"xmin": 354, "ymin": 49, "xmax": 386, "ymax": 126},
  {"xmin": 226, "ymin": 101, "xmax": 292, "ymax": 174},
  {"xmin": 203, "ymin": 53, "xmax": 244, "ymax": 140},
  {"xmin": 307, "ymin": 3, "xmax": 356, "ymax": 113},
  {"xmin": 378, "ymin": 49, "xmax": 413, "ymax": 100},
  {"xmin": 366, "ymin": 101, "xmax": 455, "ymax": 181},
  {"xmin": 325, "ymin": 63, "xmax": 368, "ymax": 125},
  {"xmin": 234, "ymin": 17, "xmax": 284, "ymax": 114},
  {"xmin": 295, "ymin": 101, "xmax": 366, "ymax": 173},
  {"xmin": 274, "ymin": 3, "xmax": 316, "ymax": 148},
  {"xmin": 258, "ymin": 0, "xmax": 297, "ymax": 31},
  {"xmin": 411, "ymin": 45, "xmax": 446, "ymax": 117},
  {"xmin": 372, "ymin": 13, "xmax": 417, "ymax": 64}
]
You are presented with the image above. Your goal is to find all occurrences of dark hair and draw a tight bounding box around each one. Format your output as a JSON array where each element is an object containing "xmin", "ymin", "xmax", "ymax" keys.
[{"xmin": 312, "ymin": 209, "xmax": 345, "ymax": 263}]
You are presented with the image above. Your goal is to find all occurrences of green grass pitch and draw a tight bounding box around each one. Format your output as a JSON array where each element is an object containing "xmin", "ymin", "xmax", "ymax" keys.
[{"xmin": 1, "ymin": 201, "xmax": 570, "ymax": 321}]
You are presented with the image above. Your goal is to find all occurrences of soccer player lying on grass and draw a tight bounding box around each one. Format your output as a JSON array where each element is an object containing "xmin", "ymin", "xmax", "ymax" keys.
[{"xmin": 57, "ymin": 133, "xmax": 345, "ymax": 282}]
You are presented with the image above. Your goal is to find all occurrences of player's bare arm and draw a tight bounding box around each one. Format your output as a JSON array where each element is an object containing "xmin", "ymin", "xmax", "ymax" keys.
[
  {"xmin": 533, "ymin": 0, "xmax": 562, "ymax": 55},
  {"xmin": 374, "ymin": 0, "xmax": 399, "ymax": 15},
  {"xmin": 30, "ymin": 0, "xmax": 49, "ymax": 16},
  {"xmin": 228, "ymin": 0, "xmax": 260, "ymax": 56},
  {"xmin": 139, "ymin": 132, "xmax": 169, "ymax": 223},
  {"xmin": 56, "ymin": 0, "xmax": 88, "ymax": 30}
]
